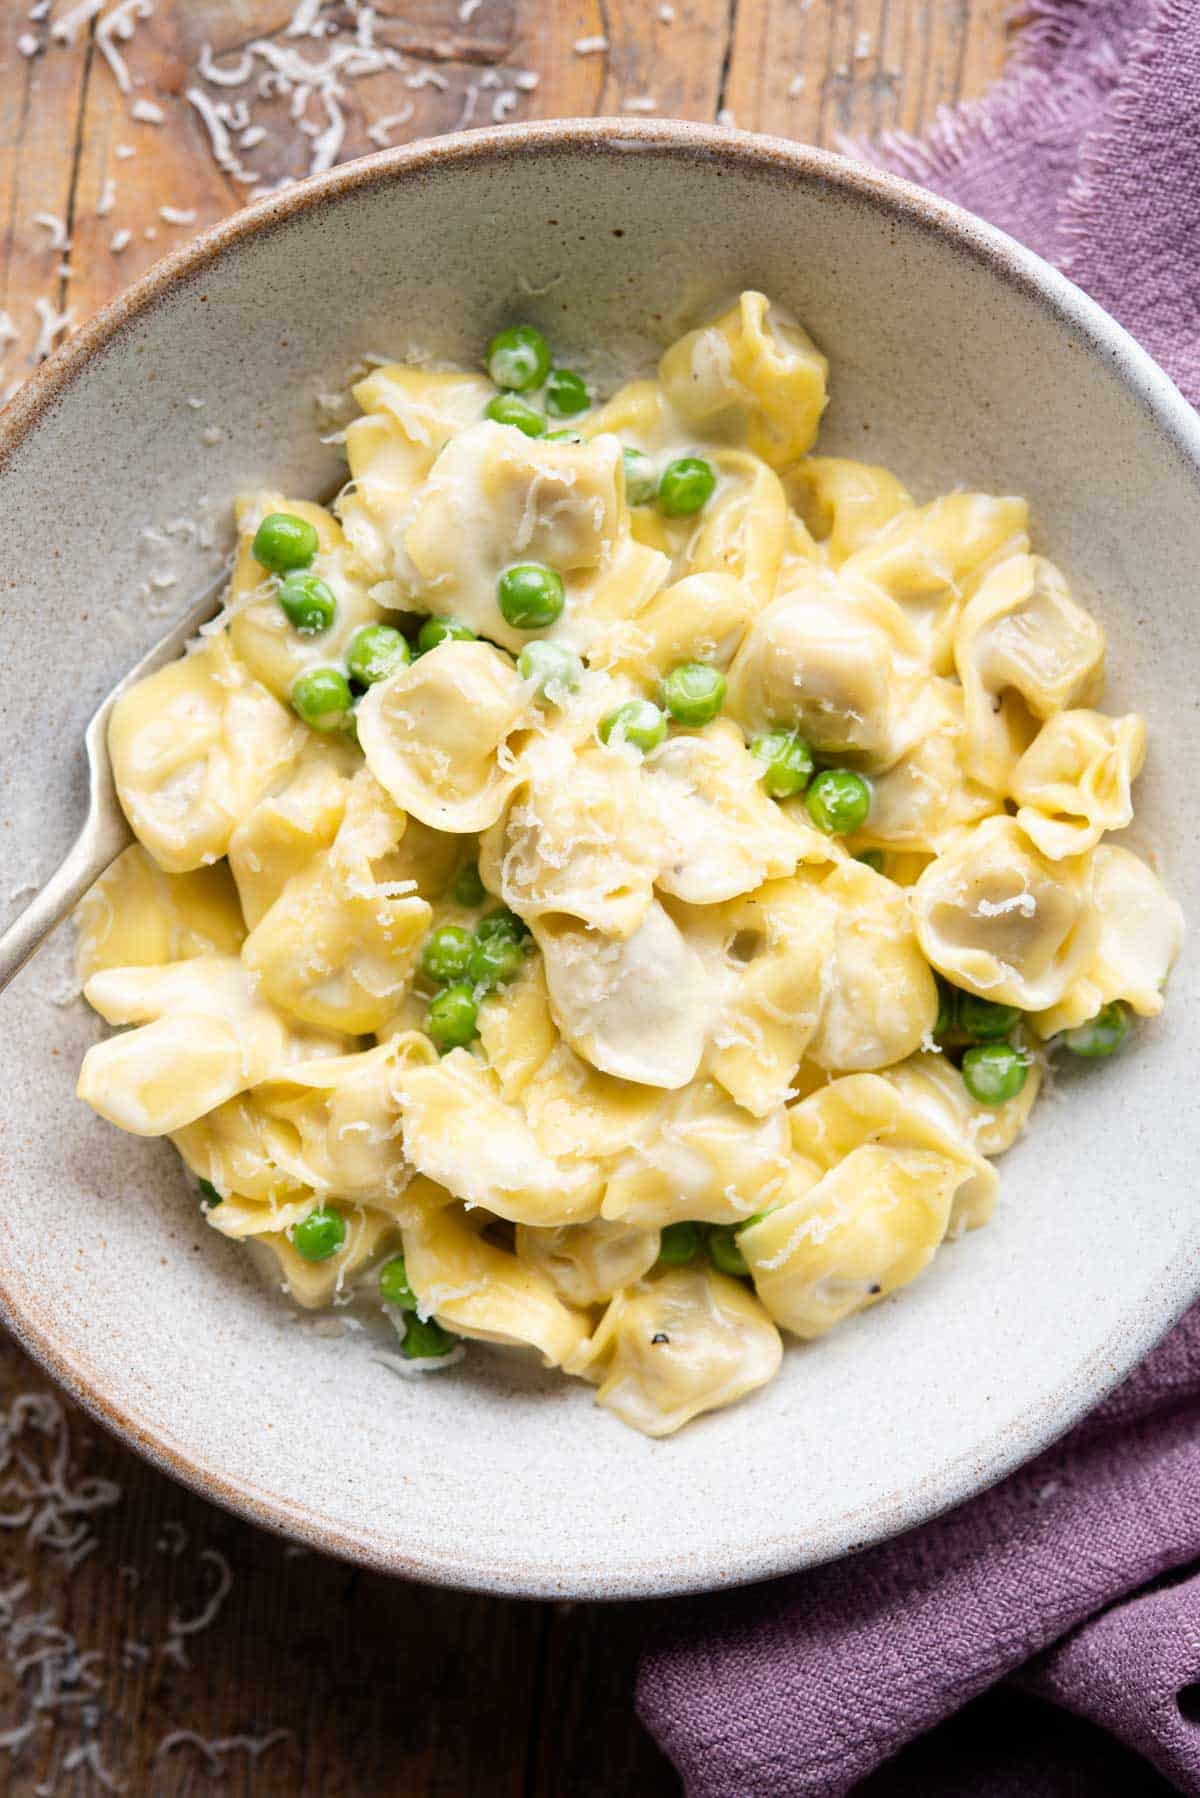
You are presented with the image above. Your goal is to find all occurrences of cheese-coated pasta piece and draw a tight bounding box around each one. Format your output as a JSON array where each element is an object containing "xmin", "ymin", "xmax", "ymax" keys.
[
  {"xmin": 172, "ymin": 1089, "xmax": 303, "ymax": 1204},
  {"xmin": 885, "ymin": 1049, "xmax": 1041, "ymax": 1162},
  {"xmin": 402, "ymin": 422, "xmax": 668, "ymax": 650},
  {"xmin": 658, "ymin": 291, "xmax": 828, "ymax": 467},
  {"xmin": 725, "ymin": 567, "xmax": 928, "ymax": 772},
  {"xmin": 396, "ymin": 1049, "xmax": 604, "ymax": 1226},
  {"xmin": 1011, "ymin": 710, "xmax": 1145, "ymax": 860},
  {"xmin": 228, "ymin": 735, "xmax": 360, "ymax": 928},
  {"xmin": 252, "ymin": 1040, "xmax": 427, "ymax": 1208},
  {"xmin": 956, "ymin": 555, "xmax": 1106, "ymax": 788},
  {"xmin": 914, "ymin": 815, "xmax": 1098, "ymax": 1011},
  {"xmin": 787, "ymin": 456, "xmax": 913, "ymax": 564},
  {"xmin": 481, "ymin": 726, "xmax": 662, "ymax": 938},
  {"xmin": 476, "ymin": 958, "xmax": 559, "ymax": 1101},
  {"xmin": 602, "ymin": 1079, "xmax": 790, "ymax": 1226},
  {"xmin": 78, "ymin": 956, "xmax": 340, "ymax": 1135},
  {"xmin": 843, "ymin": 492, "xmax": 1028, "ymax": 672},
  {"xmin": 857, "ymin": 681, "xmax": 997, "ymax": 855},
  {"xmin": 243, "ymin": 770, "xmax": 431, "ymax": 1033},
  {"xmin": 808, "ymin": 860, "xmax": 939, "ymax": 1071},
  {"xmin": 565, "ymin": 1266, "xmax": 782, "ymax": 1437},
  {"xmin": 1034, "ymin": 845, "xmax": 1183, "ymax": 1036},
  {"xmin": 515, "ymin": 1218, "xmax": 660, "ymax": 1308},
  {"xmin": 676, "ymin": 875, "xmax": 833, "ymax": 1116},
  {"xmin": 76, "ymin": 845, "xmax": 245, "ymax": 980},
  {"xmin": 740, "ymin": 1144, "xmax": 959, "ymax": 1339},
  {"xmin": 536, "ymin": 901, "xmax": 710, "ymax": 1090},
  {"xmin": 680, "ymin": 450, "xmax": 788, "ymax": 606},
  {"xmin": 588, "ymin": 573, "xmax": 753, "ymax": 684},
  {"xmin": 339, "ymin": 366, "xmax": 494, "ymax": 568},
  {"xmin": 358, "ymin": 639, "xmax": 533, "ymax": 834},
  {"xmin": 403, "ymin": 1195, "xmax": 591, "ymax": 1368},
  {"xmin": 647, "ymin": 721, "xmax": 824, "ymax": 905},
  {"xmin": 108, "ymin": 633, "xmax": 303, "ymax": 872}
]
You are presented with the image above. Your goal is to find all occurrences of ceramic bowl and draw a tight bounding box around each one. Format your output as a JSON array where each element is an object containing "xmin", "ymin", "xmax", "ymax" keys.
[{"xmin": 1, "ymin": 120, "xmax": 1196, "ymax": 1599}]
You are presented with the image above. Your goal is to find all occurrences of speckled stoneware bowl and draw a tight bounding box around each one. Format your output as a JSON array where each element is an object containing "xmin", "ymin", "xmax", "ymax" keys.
[{"xmin": 1, "ymin": 120, "xmax": 1196, "ymax": 1599}]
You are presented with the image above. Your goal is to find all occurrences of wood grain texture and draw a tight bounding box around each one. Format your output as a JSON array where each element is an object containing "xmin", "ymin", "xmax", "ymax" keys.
[{"xmin": 0, "ymin": 3, "xmax": 1015, "ymax": 1791}]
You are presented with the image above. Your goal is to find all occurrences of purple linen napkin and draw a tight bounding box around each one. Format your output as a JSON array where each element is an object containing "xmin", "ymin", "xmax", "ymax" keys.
[{"xmin": 638, "ymin": 3, "xmax": 1200, "ymax": 1791}]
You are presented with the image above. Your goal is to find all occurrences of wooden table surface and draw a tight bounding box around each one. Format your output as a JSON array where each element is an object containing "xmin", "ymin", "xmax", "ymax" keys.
[{"xmin": 0, "ymin": 4, "xmax": 1014, "ymax": 1791}]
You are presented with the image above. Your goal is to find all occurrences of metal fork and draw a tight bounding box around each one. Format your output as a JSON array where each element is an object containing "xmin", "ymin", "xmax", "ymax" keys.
[{"xmin": 0, "ymin": 576, "xmax": 228, "ymax": 995}]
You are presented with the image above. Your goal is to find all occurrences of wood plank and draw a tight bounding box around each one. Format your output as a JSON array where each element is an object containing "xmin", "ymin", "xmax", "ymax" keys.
[
  {"xmin": 723, "ymin": 0, "xmax": 1014, "ymax": 147},
  {"xmin": 0, "ymin": 13, "xmax": 92, "ymax": 392},
  {"xmin": 0, "ymin": 1334, "xmax": 550, "ymax": 1797}
]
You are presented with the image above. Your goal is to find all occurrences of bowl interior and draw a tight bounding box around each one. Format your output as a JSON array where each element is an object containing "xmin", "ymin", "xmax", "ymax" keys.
[{"xmin": 1, "ymin": 125, "xmax": 1197, "ymax": 1598}]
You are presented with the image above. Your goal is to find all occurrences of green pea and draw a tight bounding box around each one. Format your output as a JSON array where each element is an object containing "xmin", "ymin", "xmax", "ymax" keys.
[
  {"xmin": 805, "ymin": 768, "xmax": 872, "ymax": 835},
  {"xmin": 421, "ymin": 924, "xmax": 474, "ymax": 985},
  {"xmin": 416, "ymin": 616, "xmax": 476, "ymax": 655},
  {"xmin": 658, "ymin": 456, "xmax": 716, "ymax": 517},
  {"xmin": 934, "ymin": 980, "xmax": 958, "ymax": 1040},
  {"xmin": 623, "ymin": 447, "xmax": 658, "ymax": 506},
  {"xmin": 277, "ymin": 572, "xmax": 336, "ymax": 636},
  {"xmin": 476, "ymin": 907, "xmax": 529, "ymax": 945},
  {"xmin": 497, "ymin": 562, "xmax": 565, "ymax": 630},
  {"xmin": 379, "ymin": 1253, "xmax": 418, "ymax": 1311},
  {"xmin": 198, "ymin": 1178, "xmax": 222, "ymax": 1208},
  {"xmin": 750, "ymin": 729, "xmax": 813, "ymax": 799},
  {"xmin": 545, "ymin": 368, "xmax": 590, "ymax": 417},
  {"xmin": 599, "ymin": 699, "xmax": 668, "ymax": 754},
  {"xmin": 402, "ymin": 1314, "xmax": 457, "ymax": 1360},
  {"xmin": 657, "ymin": 1221, "xmax": 700, "ymax": 1267},
  {"xmin": 517, "ymin": 639, "xmax": 583, "ymax": 699},
  {"xmin": 252, "ymin": 511, "xmax": 319, "ymax": 574},
  {"xmin": 544, "ymin": 428, "xmax": 583, "ymax": 444},
  {"xmin": 1063, "ymin": 1002, "xmax": 1130, "ymax": 1059},
  {"xmin": 346, "ymin": 623, "xmax": 410, "ymax": 686},
  {"xmin": 962, "ymin": 1042, "xmax": 1029, "ymax": 1107},
  {"xmin": 706, "ymin": 1225, "xmax": 749, "ymax": 1279},
  {"xmin": 486, "ymin": 323, "xmax": 552, "ymax": 392},
  {"xmin": 467, "ymin": 931, "xmax": 525, "ymax": 993},
  {"xmin": 452, "ymin": 862, "xmax": 487, "ymax": 908},
  {"xmin": 856, "ymin": 850, "xmax": 886, "ymax": 875},
  {"xmin": 426, "ymin": 983, "xmax": 478, "ymax": 1051},
  {"xmin": 293, "ymin": 1205, "xmax": 346, "ymax": 1263},
  {"xmin": 958, "ymin": 993, "xmax": 1022, "ymax": 1042},
  {"xmin": 291, "ymin": 667, "xmax": 353, "ymax": 733},
  {"xmin": 486, "ymin": 393, "xmax": 546, "ymax": 437},
  {"xmin": 661, "ymin": 662, "xmax": 726, "ymax": 727}
]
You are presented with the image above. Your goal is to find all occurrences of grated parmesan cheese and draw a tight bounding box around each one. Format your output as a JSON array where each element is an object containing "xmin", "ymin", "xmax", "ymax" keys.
[
  {"xmin": 621, "ymin": 95, "xmax": 658, "ymax": 113},
  {"xmin": 17, "ymin": 32, "xmax": 39, "ymax": 57},
  {"xmin": 109, "ymin": 228, "xmax": 132, "ymax": 253},
  {"xmin": 97, "ymin": 0, "xmax": 154, "ymax": 96},
  {"xmin": 366, "ymin": 103, "xmax": 415, "ymax": 148},
  {"xmin": 31, "ymin": 213, "xmax": 70, "ymax": 251},
  {"xmin": 31, "ymin": 298, "xmax": 74, "ymax": 363},
  {"xmin": 96, "ymin": 175, "xmax": 117, "ymax": 217},
  {"xmin": 159, "ymin": 205, "xmax": 198, "ymax": 225},
  {"xmin": 130, "ymin": 97, "xmax": 165, "ymax": 123},
  {"xmin": 573, "ymin": 34, "xmax": 608, "ymax": 54}
]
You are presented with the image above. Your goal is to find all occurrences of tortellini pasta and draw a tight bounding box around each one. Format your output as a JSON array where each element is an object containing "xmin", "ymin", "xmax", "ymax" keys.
[
  {"xmin": 108, "ymin": 632, "xmax": 302, "ymax": 872},
  {"xmin": 913, "ymin": 816, "xmax": 1098, "ymax": 1011},
  {"xmin": 565, "ymin": 1266, "xmax": 782, "ymax": 1436},
  {"xmin": 76, "ymin": 291, "xmax": 1180, "ymax": 1437}
]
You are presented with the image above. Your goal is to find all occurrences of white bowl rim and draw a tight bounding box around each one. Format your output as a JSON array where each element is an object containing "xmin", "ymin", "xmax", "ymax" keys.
[{"xmin": 3, "ymin": 117, "xmax": 1199, "ymax": 1599}]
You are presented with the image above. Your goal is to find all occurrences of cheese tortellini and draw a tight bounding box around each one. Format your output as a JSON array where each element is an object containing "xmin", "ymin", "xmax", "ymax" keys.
[{"xmin": 76, "ymin": 293, "xmax": 1180, "ymax": 1437}]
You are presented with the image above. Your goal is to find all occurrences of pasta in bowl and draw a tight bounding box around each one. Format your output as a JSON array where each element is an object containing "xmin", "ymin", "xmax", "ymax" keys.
[{"xmin": 75, "ymin": 290, "xmax": 1182, "ymax": 1438}]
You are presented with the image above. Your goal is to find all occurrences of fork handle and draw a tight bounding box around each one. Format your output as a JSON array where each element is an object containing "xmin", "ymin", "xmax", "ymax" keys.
[{"xmin": 0, "ymin": 807, "xmax": 131, "ymax": 996}]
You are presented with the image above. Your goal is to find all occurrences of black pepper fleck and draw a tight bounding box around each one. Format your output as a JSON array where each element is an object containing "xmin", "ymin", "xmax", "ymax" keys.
[{"xmin": 651, "ymin": 1332, "xmax": 669, "ymax": 1345}]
